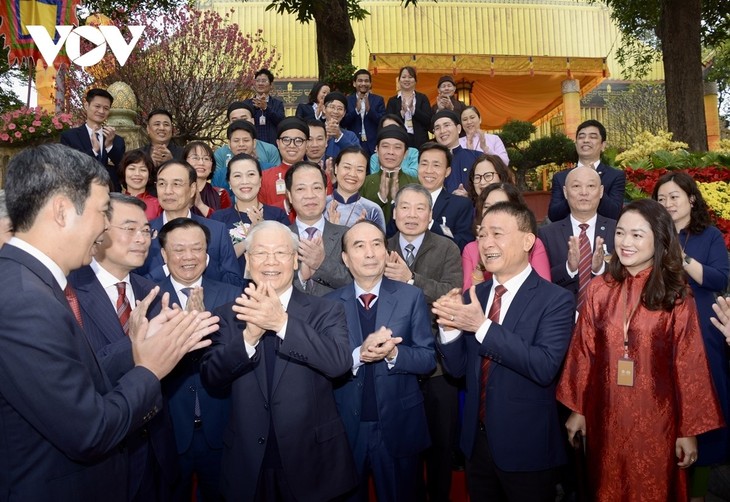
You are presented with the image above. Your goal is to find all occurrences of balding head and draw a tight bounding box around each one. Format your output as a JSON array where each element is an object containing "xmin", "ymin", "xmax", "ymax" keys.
[{"xmin": 563, "ymin": 166, "xmax": 603, "ymax": 221}]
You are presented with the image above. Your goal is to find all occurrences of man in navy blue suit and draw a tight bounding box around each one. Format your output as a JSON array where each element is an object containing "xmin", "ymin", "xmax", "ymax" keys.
[
  {"xmin": 342, "ymin": 69, "xmax": 386, "ymax": 157},
  {"xmin": 156, "ymin": 218, "xmax": 241, "ymax": 501},
  {"xmin": 327, "ymin": 220, "xmax": 435, "ymax": 501},
  {"xmin": 433, "ymin": 201, "xmax": 575, "ymax": 501},
  {"xmin": 136, "ymin": 160, "xmax": 243, "ymax": 287},
  {"xmin": 0, "ymin": 144, "xmax": 217, "ymax": 502},
  {"xmin": 60, "ymin": 88, "xmax": 125, "ymax": 190},
  {"xmin": 548, "ymin": 119, "xmax": 626, "ymax": 221},
  {"xmin": 201, "ymin": 220, "xmax": 357, "ymax": 501},
  {"xmin": 431, "ymin": 110, "xmax": 480, "ymax": 195},
  {"xmin": 539, "ymin": 166, "xmax": 616, "ymax": 304},
  {"xmin": 244, "ymin": 69, "xmax": 286, "ymax": 145},
  {"xmin": 69, "ymin": 193, "xmax": 179, "ymax": 502}
]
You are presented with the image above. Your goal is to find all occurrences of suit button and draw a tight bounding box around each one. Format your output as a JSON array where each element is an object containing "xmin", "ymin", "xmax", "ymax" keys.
[
  {"xmin": 189, "ymin": 386, "xmax": 195, "ymax": 392},
  {"xmin": 264, "ymin": 403, "xmax": 269, "ymax": 410},
  {"xmin": 258, "ymin": 437, "xmax": 265, "ymax": 444}
]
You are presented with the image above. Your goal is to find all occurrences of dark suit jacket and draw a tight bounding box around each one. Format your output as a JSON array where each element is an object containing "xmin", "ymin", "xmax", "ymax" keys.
[
  {"xmin": 342, "ymin": 93, "xmax": 387, "ymax": 156},
  {"xmin": 158, "ymin": 276, "xmax": 241, "ymax": 453},
  {"xmin": 326, "ymin": 277, "xmax": 435, "ymax": 457},
  {"xmin": 0, "ymin": 244, "xmax": 161, "ymax": 502},
  {"xmin": 289, "ymin": 220, "xmax": 352, "ymax": 296},
  {"xmin": 438, "ymin": 270, "xmax": 575, "ymax": 472},
  {"xmin": 325, "ymin": 128, "xmax": 360, "ymax": 161},
  {"xmin": 60, "ymin": 124, "xmax": 125, "ymax": 190},
  {"xmin": 538, "ymin": 215, "xmax": 617, "ymax": 298},
  {"xmin": 444, "ymin": 146, "xmax": 481, "ymax": 194},
  {"xmin": 430, "ymin": 190, "xmax": 475, "ymax": 251},
  {"xmin": 141, "ymin": 142, "xmax": 184, "ymax": 162},
  {"xmin": 138, "ymin": 213, "xmax": 244, "ymax": 288},
  {"xmin": 548, "ymin": 163, "xmax": 626, "ymax": 221},
  {"xmin": 200, "ymin": 288, "xmax": 358, "ymax": 502},
  {"xmin": 294, "ymin": 102, "xmax": 323, "ymax": 122},
  {"xmin": 386, "ymin": 92, "xmax": 433, "ymax": 148},
  {"xmin": 68, "ymin": 265, "xmax": 178, "ymax": 497},
  {"xmin": 244, "ymin": 96, "xmax": 286, "ymax": 144}
]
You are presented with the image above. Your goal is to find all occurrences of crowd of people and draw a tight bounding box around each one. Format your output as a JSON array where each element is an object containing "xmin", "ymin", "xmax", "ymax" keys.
[{"xmin": 0, "ymin": 65, "xmax": 729, "ymax": 502}]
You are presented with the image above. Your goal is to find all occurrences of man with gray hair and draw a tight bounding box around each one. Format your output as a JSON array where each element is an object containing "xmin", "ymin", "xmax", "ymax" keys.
[
  {"xmin": 201, "ymin": 220, "xmax": 357, "ymax": 501},
  {"xmin": 0, "ymin": 144, "xmax": 218, "ymax": 501}
]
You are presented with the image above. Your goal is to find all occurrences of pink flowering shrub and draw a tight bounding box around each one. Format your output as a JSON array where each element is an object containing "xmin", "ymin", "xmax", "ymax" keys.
[{"xmin": 0, "ymin": 107, "xmax": 74, "ymax": 145}]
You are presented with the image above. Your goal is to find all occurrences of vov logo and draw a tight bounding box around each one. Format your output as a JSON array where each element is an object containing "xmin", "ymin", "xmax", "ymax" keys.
[{"xmin": 27, "ymin": 25, "xmax": 145, "ymax": 67}]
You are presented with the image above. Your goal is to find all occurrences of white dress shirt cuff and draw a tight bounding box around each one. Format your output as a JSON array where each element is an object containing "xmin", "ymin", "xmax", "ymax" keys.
[
  {"xmin": 439, "ymin": 326, "xmax": 462, "ymax": 344},
  {"xmin": 352, "ymin": 347, "xmax": 363, "ymax": 375},
  {"xmin": 474, "ymin": 319, "xmax": 492, "ymax": 344},
  {"xmin": 244, "ymin": 339, "xmax": 259, "ymax": 358}
]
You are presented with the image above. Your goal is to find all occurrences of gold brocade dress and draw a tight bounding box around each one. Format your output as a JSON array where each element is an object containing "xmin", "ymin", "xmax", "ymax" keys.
[{"xmin": 557, "ymin": 268, "xmax": 724, "ymax": 501}]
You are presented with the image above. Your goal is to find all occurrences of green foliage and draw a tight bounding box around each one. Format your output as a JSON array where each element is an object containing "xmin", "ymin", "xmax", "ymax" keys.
[
  {"xmin": 324, "ymin": 60, "xmax": 357, "ymax": 92},
  {"xmin": 265, "ymin": 0, "xmax": 369, "ymax": 23},
  {"xmin": 81, "ymin": 0, "xmax": 191, "ymax": 21},
  {"xmin": 0, "ymin": 37, "xmax": 26, "ymax": 112},
  {"xmin": 498, "ymin": 120, "xmax": 577, "ymax": 190},
  {"xmin": 589, "ymin": 0, "xmax": 730, "ymax": 78}
]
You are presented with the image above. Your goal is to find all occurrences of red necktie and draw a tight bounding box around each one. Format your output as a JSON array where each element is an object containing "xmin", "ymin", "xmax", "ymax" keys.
[
  {"xmin": 479, "ymin": 284, "xmax": 506, "ymax": 423},
  {"xmin": 115, "ymin": 282, "xmax": 131, "ymax": 336},
  {"xmin": 64, "ymin": 284, "xmax": 84, "ymax": 328},
  {"xmin": 577, "ymin": 223, "xmax": 592, "ymax": 312},
  {"xmin": 359, "ymin": 293, "xmax": 377, "ymax": 310}
]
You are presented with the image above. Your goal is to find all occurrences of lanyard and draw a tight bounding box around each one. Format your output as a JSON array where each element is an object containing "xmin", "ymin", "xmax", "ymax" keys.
[{"xmin": 621, "ymin": 282, "xmax": 642, "ymax": 358}]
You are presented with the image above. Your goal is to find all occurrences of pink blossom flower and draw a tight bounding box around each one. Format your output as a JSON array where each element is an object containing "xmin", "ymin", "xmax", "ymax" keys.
[
  {"xmin": 32, "ymin": 120, "xmax": 41, "ymax": 127},
  {"xmin": 0, "ymin": 133, "xmax": 9, "ymax": 141},
  {"xmin": 14, "ymin": 131, "xmax": 22, "ymax": 138},
  {"xmin": 28, "ymin": 127, "xmax": 35, "ymax": 133},
  {"xmin": 8, "ymin": 123, "xmax": 16, "ymax": 130}
]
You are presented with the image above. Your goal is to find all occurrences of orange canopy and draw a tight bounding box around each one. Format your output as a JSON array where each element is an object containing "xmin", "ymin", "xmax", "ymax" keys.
[{"xmin": 368, "ymin": 53, "xmax": 608, "ymax": 130}]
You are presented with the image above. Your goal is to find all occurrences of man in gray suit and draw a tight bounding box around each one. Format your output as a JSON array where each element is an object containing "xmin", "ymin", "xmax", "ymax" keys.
[
  {"xmin": 286, "ymin": 161, "xmax": 352, "ymax": 295},
  {"xmin": 385, "ymin": 183, "xmax": 463, "ymax": 502}
]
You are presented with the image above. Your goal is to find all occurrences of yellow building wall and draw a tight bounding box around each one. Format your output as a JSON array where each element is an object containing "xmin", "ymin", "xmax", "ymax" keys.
[{"xmin": 210, "ymin": 0, "xmax": 664, "ymax": 81}]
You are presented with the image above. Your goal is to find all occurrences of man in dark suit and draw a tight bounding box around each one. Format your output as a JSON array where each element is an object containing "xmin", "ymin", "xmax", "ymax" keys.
[
  {"xmin": 384, "ymin": 184, "xmax": 462, "ymax": 502},
  {"xmin": 244, "ymin": 68, "xmax": 286, "ymax": 145},
  {"xmin": 136, "ymin": 160, "xmax": 243, "ymax": 287},
  {"xmin": 142, "ymin": 109, "xmax": 184, "ymax": 168},
  {"xmin": 156, "ymin": 218, "xmax": 241, "ymax": 501},
  {"xmin": 322, "ymin": 92, "xmax": 360, "ymax": 162},
  {"xmin": 431, "ymin": 110, "xmax": 480, "ymax": 195},
  {"xmin": 342, "ymin": 69, "xmax": 386, "ymax": 157},
  {"xmin": 325, "ymin": 220, "xmax": 435, "ymax": 501},
  {"xmin": 548, "ymin": 119, "xmax": 625, "ymax": 221},
  {"xmin": 286, "ymin": 161, "xmax": 352, "ymax": 295},
  {"xmin": 539, "ymin": 166, "xmax": 616, "ymax": 305},
  {"xmin": 417, "ymin": 142, "xmax": 474, "ymax": 250},
  {"xmin": 68, "ymin": 193, "xmax": 178, "ymax": 501},
  {"xmin": 200, "ymin": 220, "xmax": 357, "ymax": 502},
  {"xmin": 433, "ymin": 201, "xmax": 575, "ymax": 501},
  {"xmin": 0, "ymin": 144, "xmax": 217, "ymax": 502},
  {"xmin": 60, "ymin": 88, "xmax": 125, "ymax": 190}
]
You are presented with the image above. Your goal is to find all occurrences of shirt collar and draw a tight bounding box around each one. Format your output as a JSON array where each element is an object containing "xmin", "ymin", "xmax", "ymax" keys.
[
  {"xmin": 295, "ymin": 216, "xmax": 325, "ymax": 236},
  {"xmin": 279, "ymin": 286, "xmax": 294, "ymax": 310},
  {"xmin": 569, "ymin": 213, "xmax": 598, "ymax": 230},
  {"xmin": 91, "ymin": 259, "xmax": 130, "ymax": 287},
  {"xmin": 162, "ymin": 210, "xmax": 192, "ymax": 224},
  {"xmin": 399, "ymin": 232, "xmax": 426, "ymax": 255},
  {"xmin": 354, "ymin": 278, "xmax": 383, "ymax": 307},
  {"xmin": 493, "ymin": 263, "xmax": 533, "ymax": 295},
  {"xmin": 8, "ymin": 237, "xmax": 68, "ymax": 289}
]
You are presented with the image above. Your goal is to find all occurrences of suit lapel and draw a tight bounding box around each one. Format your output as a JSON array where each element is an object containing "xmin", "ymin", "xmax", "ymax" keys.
[
  {"xmin": 322, "ymin": 221, "xmax": 339, "ymax": 259},
  {"xmin": 73, "ymin": 268, "xmax": 126, "ymax": 345},
  {"xmin": 501, "ymin": 271, "xmax": 539, "ymax": 332},
  {"xmin": 340, "ymin": 285, "xmax": 364, "ymax": 349},
  {"xmin": 374, "ymin": 278, "xmax": 397, "ymax": 332},
  {"xmin": 271, "ymin": 289, "xmax": 312, "ymax": 394}
]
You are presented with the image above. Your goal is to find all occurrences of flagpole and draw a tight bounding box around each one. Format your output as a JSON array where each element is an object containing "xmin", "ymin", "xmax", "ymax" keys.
[{"xmin": 26, "ymin": 62, "xmax": 34, "ymax": 108}]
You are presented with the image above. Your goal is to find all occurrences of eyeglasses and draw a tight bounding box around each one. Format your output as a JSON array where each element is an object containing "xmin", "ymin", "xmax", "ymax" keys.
[
  {"xmin": 156, "ymin": 180, "xmax": 189, "ymax": 189},
  {"xmin": 247, "ymin": 251, "xmax": 294, "ymax": 263},
  {"xmin": 474, "ymin": 172, "xmax": 497, "ymax": 184},
  {"xmin": 109, "ymin": 224, "xmax": 157, "ymax": 239},
  {"xmin": 278, "ymin": 137, "xmax": 306, "ymax": 147},
  {"xmin": 188, "ymin": 156, "xmax": 212, "ymax": 163}
]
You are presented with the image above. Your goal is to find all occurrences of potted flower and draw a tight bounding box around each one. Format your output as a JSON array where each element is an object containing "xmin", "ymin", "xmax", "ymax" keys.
[{"xmin": 1, "ymin": 107, "xmax": 74, "ymax": 147}]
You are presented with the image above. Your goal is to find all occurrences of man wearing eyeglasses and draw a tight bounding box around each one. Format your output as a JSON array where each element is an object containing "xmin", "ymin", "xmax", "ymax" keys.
[
  {"xmin": 68, "ymin": 192, "xmax": 179, "ymax": 501},
  {"xmin": 322, "ymin": 92, "xmax": 359, "ymax": 162},
  {"xmin": 137, "ymin": 160, "xmax": 243, "ymax": 287},
  {"xmin": 155, "ymin": 217, "xmax": 241, "ymax": 502},
  {"xmin": 244, "ymin": 69, "xmax": 286, "ymax": 145},
  {"xmin": 259, "ymin": 117, "xmax": 310, "ymax": 220},
  {"xmin": 431, "ymin": 110, "xmax": 481, "ymax": 196},
  {"xmin": 201, "ymin": 220, "xmax": 358, "ymax": 502}
]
